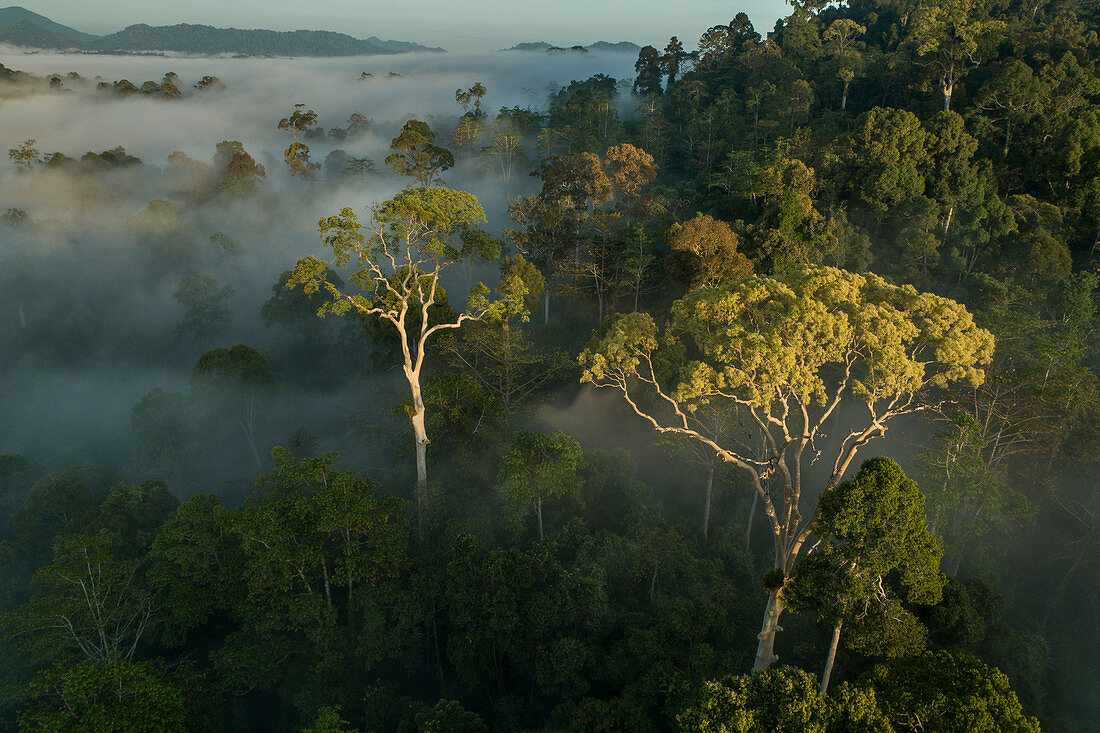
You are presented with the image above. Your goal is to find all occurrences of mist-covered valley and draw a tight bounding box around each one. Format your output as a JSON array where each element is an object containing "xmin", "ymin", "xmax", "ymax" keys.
[
  {"xmin": 2, "ymin": 2, "xmax": 1099, "ymax": 731},
  {"xmin": 0, "ymin": 47, "xmax": 639, "ymax": 482}
]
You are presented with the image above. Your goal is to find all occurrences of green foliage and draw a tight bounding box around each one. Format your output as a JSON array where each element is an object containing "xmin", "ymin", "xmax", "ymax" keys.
[
  {"xmin": 18, "ymin": 658, "xmax": 186, "ymax": 732},
  {"xmin": 174, "ymin": 274, "xmax": 234, "ymax": 344},
  {"xmin": 581, "ymin": 267, "xmax": 993, "ymax": 410},
  {"xmin": 833, "ymin": 107, "xmax": 930, "ymax": 214},
  {"xmin": 413, "ymin": 699, "xmax": 488, "ymax": 732},
  {"xmin": 285, "ymin": 140, "xmax": 320, "ymax": 181},
  {"xmin": 547, "ymin": 75, "xmax": 622, "ymax": 153},
  {"xmin": 498, "ymin": 431, "xmax": 584, "ymax": 540},
  {"xmin": 8, "ymin": 139, "xmax": 41, "ymax": 171},
  {"xmin": 190, "ymin": 344, "xmax": 274, "ymax": 392},
  {"xmin": 678, "ymin": 666, "xmax": 828, "ymax": 732},
  {"xmin": 386, "ymin": 120, "xmax": 455, "ymax": 187},
  {"xmin": 667, "ymin": 214, "xmax": 753, "ymax": 288},
  {"xmin": 0, "ymin": 454, "xmax": 44, "ymax": 541},
  {"xmin": 124, "ymin": 199, "xmax": 186, "ymax": 241},
  {"xmin": 213, "ymin": 140, "xmax": 266, "ymax": 192},
  {"xmin": 11, "ymin": 465, "xmax": 117, "ymax": 556},
  {"xmin": 145, "ymin": 450, "xmax": 408, "ymax": 709},
  {"xmin": 634, "ymin": 46, "xmax": 664, "ymax": 97},
  {"xmin": 290, "ymin": 188, "xmax": 496, "ymax": 323},
  {"xmin": 302, "ymin": 705, "xmax": 355, "ymax": 732},
  {"xmin": 862, "ymin": 650, "xmax": 1040, "ymax": 732},
  {"xmin": 145, "ymin": 494, "xmax": 245, "ymax": 646},
  {"xmin": 278, "ymin": 104, "xmax": 319, "ymax": 140},
  {"xmin": 787, "ymin": 458, "xmax": 943, "ymax": 660},
  {"xmin": 11, "ymin": 531, "xmax": 152, "ymax": 664},
  {"xmin": 4, "ymin": 1, "xmax": 1100, "ymax": 728}
]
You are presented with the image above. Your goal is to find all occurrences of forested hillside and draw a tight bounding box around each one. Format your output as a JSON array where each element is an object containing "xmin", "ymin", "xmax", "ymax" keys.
[
  {"xmin": 0, "ymin": 6, "xmax": 443, "ymax": 56},
  {"xmin": 0, "ymin": 0, "xmax": 1097, "ymax": 731}
]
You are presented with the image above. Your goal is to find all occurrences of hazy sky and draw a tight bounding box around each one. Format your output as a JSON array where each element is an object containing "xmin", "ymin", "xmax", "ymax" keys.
[{"xmin": 18, "ymin": 1, "xmax": 792, "ymax": 52}]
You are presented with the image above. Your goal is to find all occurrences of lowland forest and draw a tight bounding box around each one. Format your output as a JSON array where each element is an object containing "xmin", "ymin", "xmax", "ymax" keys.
[{"xmin": 0, "ymin": 1, "xmax": 1098, "ymax": 731}]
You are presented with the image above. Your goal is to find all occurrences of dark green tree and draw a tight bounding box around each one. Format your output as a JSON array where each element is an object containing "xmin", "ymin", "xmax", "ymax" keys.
[
  {"xmin": 787, "ymin": 457, "xmax": 944, "ymax": 695},
  {"xmin": 385, "ymin": 120, "xmax": 455, "ymax": 187}
]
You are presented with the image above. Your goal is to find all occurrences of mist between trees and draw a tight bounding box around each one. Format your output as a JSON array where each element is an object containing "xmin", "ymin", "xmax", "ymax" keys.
[{"xmin": 0, "ymin": 2, "xmax": 1098, "ymax": 729}]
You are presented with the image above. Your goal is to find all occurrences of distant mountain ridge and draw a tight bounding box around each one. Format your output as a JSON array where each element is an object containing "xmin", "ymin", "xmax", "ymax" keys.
[
  {"xmin": 502, "ymin": 41, "xmax": 641, "ymax": 54},
  {"xmin": 0, "ymin": 6, "xmax": 96, "ymax": 43},
  {"xmin": 0, "ymin": 6, "xmax": 445, "ymax": 56},
  {"xmin": 0, "ymin": 19, "xmax": 80, "ymax": 49},
  {"xmin": 95, "ymin": 23, "xmax": 398, "ymax": 57}
]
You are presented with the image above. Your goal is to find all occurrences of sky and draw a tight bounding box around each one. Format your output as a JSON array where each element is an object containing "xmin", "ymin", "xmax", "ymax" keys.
[{"xmin": 14, "ymin": 1, "xmax": 793, "ymax": 52}]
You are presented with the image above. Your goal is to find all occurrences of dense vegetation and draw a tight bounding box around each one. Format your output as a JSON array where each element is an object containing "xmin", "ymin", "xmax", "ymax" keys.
[{"xmin": 2, "ymin": 0, "xmax": 1098, "ymax": 730}]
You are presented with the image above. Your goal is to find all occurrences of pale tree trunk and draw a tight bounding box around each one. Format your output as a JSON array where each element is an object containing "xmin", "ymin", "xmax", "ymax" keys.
[
  {"xmin": 408, "ymin": 376, "xmax": 429, "ymax": 486},
  {"xmin": 535, "ymin": 497, "xmax": 544, "ymax": 543},
  {"xmin": 943, "ymin": 79, "xmax": 953, "ymax": 111},
  {"xmin": 702, "ymin": 460, "xmax": 715, "ymax": 540},
  {"xmin": 502, "ymin": 319, "xmax": 514, "ymax": 416},
  {"xmin": 543, "ymin": 290, "xmax": 550, "ymax": 324},
  {"xmin": 754, "ymin": 588, "xmax": 785, "ymax": 670},
  {"xmin": 820, "ymin": 620, "xmax": 842, "ymax": 695},
  {"xmin": 237, "ymin": 390, "xmax": 262, "ymax": 473},
  {"xmin": 841, "ymin": 80, "xmax": 849, "ymax": 111}
]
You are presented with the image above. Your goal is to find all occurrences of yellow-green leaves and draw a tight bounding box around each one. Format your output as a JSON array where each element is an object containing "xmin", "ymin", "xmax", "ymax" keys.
[
  {"xmin": 578, "ymin": 311, "xmax": 659, "ymax": 386},
  {"xmin": 580, "ymin": 267, "xmax": 994, "ymax": 412},
  {"xmin": 318, "ymin": 207, "xmax": 365, "ymax": 266},
  {"xmin": 667, "ymin": 214, "xmax": 753, "ymax": 289},
  {"xmin": 375, "ymin": 187, "xmax": 488, "ymax": 260}
]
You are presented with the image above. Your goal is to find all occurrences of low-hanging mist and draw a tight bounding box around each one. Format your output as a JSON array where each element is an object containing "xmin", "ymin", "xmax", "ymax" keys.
[{"xmin": 0, "ymin": 46, "xmax": 638, "ymax": 483}]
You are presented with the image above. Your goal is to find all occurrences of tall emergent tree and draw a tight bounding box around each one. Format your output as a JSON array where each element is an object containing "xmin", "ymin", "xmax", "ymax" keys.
[
  {"xmin": 906, "ymin": 0, "xmax": 1005, "ymax": 111},
  {"xmin": 386, "ymin": 120, "xmax": 455, "ymax": 187},
  {"xmin": 578, "ymin": 267, "xmax": 993, "ymax": 671},
  {"xmin": 633, "ymin": 46, "xmax": 664, "ymax": 97},
  {"xmin": 278, "ymin": 104, "xmax": 321, "ymax": 180},
  {"xmin": 8, "ymin": 139, "xmax": 42, "ymax": 171},
  {"xmin": 288, "ymin": 188, "xmax": 500, "ymax": 487}
]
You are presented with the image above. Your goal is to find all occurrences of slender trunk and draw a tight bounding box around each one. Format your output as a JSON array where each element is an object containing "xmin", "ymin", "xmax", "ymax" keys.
[
  {"xmin": 703, "ymin": 461, "xmax": 715, "ymax": 540},
  {"xmin": 536, "ymin": 497, "xmax": 544, "ymax": 543},
  {"xmin": 237, "ymin": 415, "xmax": 262, "ymax": 473},
  {"xmin": 17, "ymin": 302, "xmax": 26, "ymax": 328},
  {"xmin": 649, "ymin": 564, "xmax": 659, "ymax": 603},
  {"xmin": 542, "ymin": 290, "xmax": 550, "ymax": 324},
  {"xmin": 322, "ymin": 562, "xmax": 332, "ymax": 606},
  {"xmin": 409, "ymin": 378, "xmax": 429, "ymax": 486},
  {"xmin": 841, "ymin": 80, "xmax": 849, "ymax": 111},
  {"xmin": 502, "ymin": 319, "xmax": 513, "ymax": 413},
  {"xmin": 943, "ymin": 81, "xmax": 953, "ymax": 111},
  {"xmin": 944, "ymin": 205, "xmax": 954, "ymax": 237},
  {"xmin": 820, "ymin": 620, "xmax": 842, "ymax": 696},
  {"xmin": 753, "ymin": 588, "xmax": 785, "ymax": 670}
]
